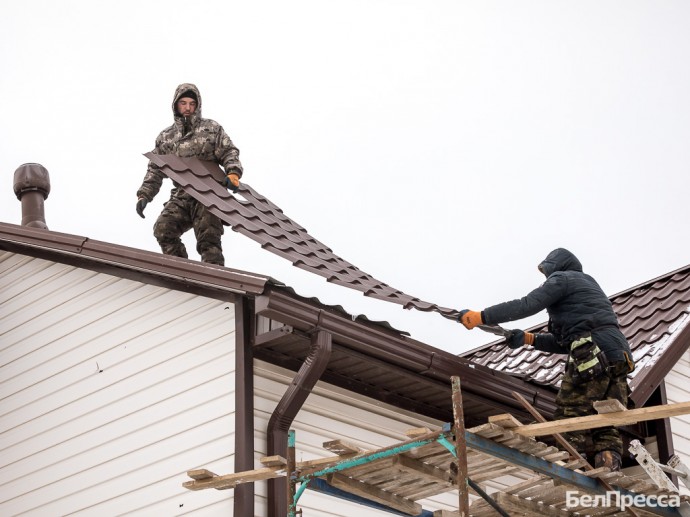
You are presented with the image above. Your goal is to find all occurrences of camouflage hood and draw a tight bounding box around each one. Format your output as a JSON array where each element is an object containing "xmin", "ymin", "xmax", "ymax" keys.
[{"xmin": 172, "ymin": 83, "xmax": 202, "ymax": 126}]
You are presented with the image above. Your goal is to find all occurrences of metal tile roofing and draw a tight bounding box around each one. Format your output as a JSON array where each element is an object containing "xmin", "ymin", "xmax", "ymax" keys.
[
  {"xmin": 462, "ymin": 265, "xmax": 690, "ymax": 406},
  {"xmin": 145, "ymin": 153, "xmax": 461, "ymax": 321}
]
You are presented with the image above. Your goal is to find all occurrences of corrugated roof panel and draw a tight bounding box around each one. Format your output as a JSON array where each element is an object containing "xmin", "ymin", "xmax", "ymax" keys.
[{"xmin": 146, "ymin": 153, "xmax": 462, "ymax": 321}]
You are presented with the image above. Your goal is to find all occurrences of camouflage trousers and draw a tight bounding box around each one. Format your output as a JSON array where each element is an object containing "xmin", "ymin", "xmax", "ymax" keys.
[
  {"xmin": 153, "ymin": 189, "xmax": 225, "ymax": 265},
  {"xmin": 554, "ymin": 360, "xmax": 631, "ymax": 456}
]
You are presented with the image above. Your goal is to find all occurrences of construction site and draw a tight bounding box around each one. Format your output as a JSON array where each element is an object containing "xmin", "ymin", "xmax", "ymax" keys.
[{"xmin": 182, "ymin": 376, "xmax": 690, "ymax": 517}]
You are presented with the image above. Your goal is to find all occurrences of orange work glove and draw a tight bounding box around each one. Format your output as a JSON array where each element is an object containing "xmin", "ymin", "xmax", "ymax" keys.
[
  {"xmin": 224, "ymin": 172, "xmax": 241, "ymax": 193},
  {"xmin": 458, "ymin": 309, "xmax": 483, "ymax": 330}
]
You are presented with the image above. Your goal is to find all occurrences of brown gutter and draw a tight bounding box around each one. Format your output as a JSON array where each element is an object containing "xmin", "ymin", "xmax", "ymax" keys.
[
  {"xmin": 256, "ymin": 289, "xmax": 556, "ymax": 417},
  {"xmin": 266, "ymin": 327, "xmax": 332, "ymax": 517},
  {"xmin": 13, "ymin": 163, "xmax": 50, "ymax": 229}
]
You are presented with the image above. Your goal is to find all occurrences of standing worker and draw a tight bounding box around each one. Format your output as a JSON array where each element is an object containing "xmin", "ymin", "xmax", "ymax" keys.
[
  {"xmin": 136, "ymin": 83, "xmax": 243, "ymax": 266},
  {"xmin": 458, "ymin": 248, "xmax": 635, "ymax": 471}
]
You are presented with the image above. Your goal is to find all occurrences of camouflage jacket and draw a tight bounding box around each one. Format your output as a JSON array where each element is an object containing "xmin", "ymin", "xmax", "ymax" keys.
[{"xmin": 137, "ymin": 83, "xmax": 243, "ymax": 202}]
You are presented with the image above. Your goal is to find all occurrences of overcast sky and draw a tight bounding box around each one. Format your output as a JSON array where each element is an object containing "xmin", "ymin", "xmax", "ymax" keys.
[{"xmin": 2, "ymin": 1, "xmax": 690, "ymax": 353}]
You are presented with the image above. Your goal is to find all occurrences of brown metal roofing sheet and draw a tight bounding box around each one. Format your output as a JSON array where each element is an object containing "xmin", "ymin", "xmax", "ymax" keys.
[{"xmin": 145, "ymin": 153, "xmax": 460, "ymax": 321}]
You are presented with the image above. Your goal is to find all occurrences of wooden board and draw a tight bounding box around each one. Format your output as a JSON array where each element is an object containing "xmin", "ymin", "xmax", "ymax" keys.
[{"xmin": 514, "ymin": 401, "xmax": 690, "ymax": 437}]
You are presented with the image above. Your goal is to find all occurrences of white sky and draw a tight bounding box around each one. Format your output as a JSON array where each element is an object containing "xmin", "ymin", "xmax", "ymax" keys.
[{"xmin": 2, "ymin": 1, "xmax": 690, "ymax": 353}]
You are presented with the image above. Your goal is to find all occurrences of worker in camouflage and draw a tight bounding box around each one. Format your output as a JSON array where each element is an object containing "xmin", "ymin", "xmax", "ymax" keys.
[
  {"xmin": 457, "ymin": 248, "xmax": 635, "ymax": 471},
  {"xmin": 136, "ymin": 83, "xmax": 243, "ymax": 266}
]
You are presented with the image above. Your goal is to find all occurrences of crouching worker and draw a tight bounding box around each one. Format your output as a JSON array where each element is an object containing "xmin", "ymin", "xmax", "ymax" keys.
[
  {"xmin": 136, "ymin": 83, "xmax": 243, "ymax": 266},
  {"xmin": 458, "ymin": 248, "xmax": 635, "ymax": 471}
]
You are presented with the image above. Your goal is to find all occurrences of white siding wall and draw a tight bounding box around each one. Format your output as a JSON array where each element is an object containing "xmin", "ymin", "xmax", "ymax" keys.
[
  {"xmin": 0, "ymin": 254, "xmax": 237, "ymax": 516},
  {"xmin": 251, "ymin": 361, "xmax": 461, "ymax": 516},
  {"xmin": 666, "ymin": 348, "xmax": 690, "ymax": 495}
]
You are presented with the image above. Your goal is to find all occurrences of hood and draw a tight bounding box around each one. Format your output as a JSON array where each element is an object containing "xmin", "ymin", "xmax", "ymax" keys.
[
  {"xmin": 538, "ymin": 248, "xmax": 583, "ymax": 277},
  {"xmin": 172, "ymin": 83, "xmax": 202, "ymax": 118}
]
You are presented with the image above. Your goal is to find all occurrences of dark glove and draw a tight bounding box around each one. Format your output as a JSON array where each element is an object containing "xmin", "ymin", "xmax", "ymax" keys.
[
  {"xmin": 136, "ymin": 198, "xmax": 148, "ymax": 218},
  {"xmin": 224, "ymin": 172, "xmax": 240, "ymax": 193},
  {"xmin": 458, "ymin": 309, "xmax": 483, "ymax": 330},
  {"xmin": 506, "ymin": 329, "xmax": 535, "ymax": 349}
]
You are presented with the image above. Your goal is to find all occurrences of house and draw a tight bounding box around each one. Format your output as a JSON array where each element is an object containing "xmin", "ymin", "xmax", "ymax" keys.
[{"xmin": 2, "ymin": 162, "xmax": 687, "ymax": 516}]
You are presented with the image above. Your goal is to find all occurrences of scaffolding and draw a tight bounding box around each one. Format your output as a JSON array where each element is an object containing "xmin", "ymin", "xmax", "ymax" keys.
[{"xmin": 183, "ymin": 377, "xmax": 690, "ymax": 516}]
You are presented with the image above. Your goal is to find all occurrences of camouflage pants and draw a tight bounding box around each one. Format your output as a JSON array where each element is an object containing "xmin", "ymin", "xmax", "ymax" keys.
[
  {"xmin": 153, "ymin": 189, "xmax": 225, "ymax": 265},
  {"xmin": 554, "ymin": 360, "xmax": 631, "ymax": 456}
]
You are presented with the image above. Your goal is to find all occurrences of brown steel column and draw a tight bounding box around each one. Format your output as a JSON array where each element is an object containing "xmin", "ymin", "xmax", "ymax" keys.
[{"xmin": 234, "ymin": 298, "xmax": 255, "ymax": 516}]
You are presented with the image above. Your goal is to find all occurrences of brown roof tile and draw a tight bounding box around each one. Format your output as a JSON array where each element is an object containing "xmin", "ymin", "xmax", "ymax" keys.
[{"xmin": 146, "ymin": 153, "xmax": 460, "ymax": 320}]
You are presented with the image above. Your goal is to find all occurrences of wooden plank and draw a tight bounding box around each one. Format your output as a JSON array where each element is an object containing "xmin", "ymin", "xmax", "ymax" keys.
[
  {"xmin": 433, "ymin": 511, "xmax": 460, "ymax": 517},
  {"xmin": 406, "ymin": 427, "xmax": 434, "ymax": 438},
  {"xmin": 488, "ymin": 413, "xmax": 524, "ymax": 428},
  {"xmin": 514, "ymin": 401, "xmax": 690, "ymax": 437},
  {"xmin": 593, "ymin": 399, "xmax": 628, "ymax": 414},
  {"xmin": 470, "ymin": 466, "xmax": 522, "ymax": 483},
  {"xmin": 467, "ymin": 422, "xmax": 508, "ymax": 439},
  {"xmin": 323, "ymin": 439, "xmax": 364, "ymax": 456},
  {"xmin": 326, "ymin": 473, "xmax": 422, "ymax": 516},
  {"xmin": 505, "ymin": 475, "xmax": 553, "ymax": 495},
  {"xmin": 187, "ymin": 469, "xmax": 217, "ymax": 480},
  {"xmin": 183, "ymin": 465, "xmax": 286, "ymax": 491},
  {"xmin": 260, "ymin": 455, "xmax": 286, "ymax": 467},
  {"xmin": 394, "ymin": 455, "xmax": 453, "ymax": 487},
  {"xmin": 493, "ymin": 492, "xmax": 576, "ymax": 516}
]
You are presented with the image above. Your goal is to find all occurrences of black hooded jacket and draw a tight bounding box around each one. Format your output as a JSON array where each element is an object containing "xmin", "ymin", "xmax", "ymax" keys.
[{"xmin": 482, "ymin": 248, "xmax": 632, "ymax": 362}]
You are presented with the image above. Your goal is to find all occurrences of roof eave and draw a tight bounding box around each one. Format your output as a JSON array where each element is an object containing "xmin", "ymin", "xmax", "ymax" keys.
[{"xmin": 0, "ymin": 222, "xmax": 269, "ymax": 299}]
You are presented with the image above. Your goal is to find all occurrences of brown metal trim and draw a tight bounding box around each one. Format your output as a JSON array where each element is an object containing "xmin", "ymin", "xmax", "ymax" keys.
[
  {"xmin": 267, "ymin": 328, "xmax": 332, "ymax": 517},
  {"xmin": 234, "ymin": 297, "xmax": 255, "ymax": 516},
  {"xmin": 630, "ymin": 319, "xmax": 690, "ymax": 407},
  {"xmin": 256, "ymin": 289, "xmax": 558, "ymax": 418},
  {"xmin": 649, "ymin": 382, "xmax": 676, "ymax": 486},
  {"xmin": 256, "ymin": 290, "xmax": 434, "ymax": 371},
  {"xmin": 0, "ymin": 222, "xmax": 269, "ymax": 299}
]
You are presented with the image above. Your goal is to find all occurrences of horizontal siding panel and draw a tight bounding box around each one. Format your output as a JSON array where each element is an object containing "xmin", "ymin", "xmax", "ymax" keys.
[
  {"xmin": 0, "ymin": 332, "xmax": 234, "ymax": 459},
  {"xmin": 666, "ymin": 362, "xmax": 690, "ymax": 496},
  {"xmin": 0, "ymin": 306, "xmax": 232, "ymax": 423},
  {"xmin": 6, "ymin": 416, "xmax": 234, "ymax": 516},
  {"xmin": 0, "ymin": 373, "xmax": 234, "ymax": 486}
]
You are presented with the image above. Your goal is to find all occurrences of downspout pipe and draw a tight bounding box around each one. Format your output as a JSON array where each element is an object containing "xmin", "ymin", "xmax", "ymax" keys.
[
  {"xmin": 13, "ymin": 163, "xmax": 51, "ymax": 229},
  {"xmin": 267, "ymin": 325, "xmax": 332, "ymax": 517}
]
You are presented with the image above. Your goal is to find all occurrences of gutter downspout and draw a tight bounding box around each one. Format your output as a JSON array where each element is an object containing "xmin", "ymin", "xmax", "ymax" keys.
[{"xmin": 267, "ymin": 323, "xmax": 332, "ymax": 517}]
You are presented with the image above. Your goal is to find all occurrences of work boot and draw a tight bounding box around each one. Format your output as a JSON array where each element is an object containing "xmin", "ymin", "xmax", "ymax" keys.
[{"xmin": 594, "ymin": 450, "xmax": 622, "ymax": 472}]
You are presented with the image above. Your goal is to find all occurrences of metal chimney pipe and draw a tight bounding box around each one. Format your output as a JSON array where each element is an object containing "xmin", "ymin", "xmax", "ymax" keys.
[{"xmin": 13, "ymin": 163, "xmax": 51, "ymax": 229}]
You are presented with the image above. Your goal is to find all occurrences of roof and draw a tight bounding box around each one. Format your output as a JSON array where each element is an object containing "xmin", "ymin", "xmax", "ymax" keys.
[
  {"xmin": 0, "ymin": 222, "xmax": 557, "ymax": 427},
  {"xmin": 462, "ymin": 265, "xmax": 690, "ymax": 407}
]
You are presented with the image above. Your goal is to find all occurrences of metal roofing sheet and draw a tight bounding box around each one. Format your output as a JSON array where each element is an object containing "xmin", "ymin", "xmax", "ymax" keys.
[{"xmin": 145, "ymin": 153, "xmax": 461, "ymax": 321}]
